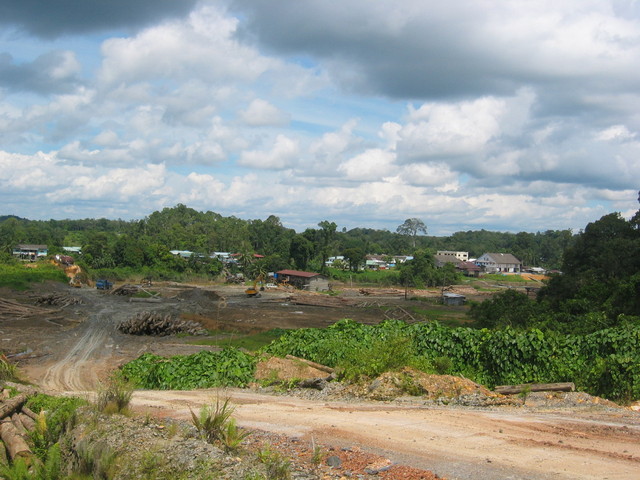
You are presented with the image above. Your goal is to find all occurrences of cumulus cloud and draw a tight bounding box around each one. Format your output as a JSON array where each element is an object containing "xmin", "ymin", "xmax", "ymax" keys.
[
  {"xmin": 239, "ymin": 134, "xmax": 299, "ymax": 169},
  {"xmin": 0, "ymin": 0, "xmax": 198, "ymax": 38},
  {"xmin": 98, "ymin": 6, "xmax": 273, "ymax": 87},
  {"xmin": 0, "ymin": 50, "xmax": 81, "ymax": 94},
  {"xmin": 239, "ymin": 99, "xmax": 290, "ymax": 126},
  {"xmin": 0, "ymin": 1, "xmax": 638, "ymax": 234}
]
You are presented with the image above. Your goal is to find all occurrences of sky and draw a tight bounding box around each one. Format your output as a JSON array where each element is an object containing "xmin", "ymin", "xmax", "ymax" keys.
[{"xmin": 1, "ymin": 0, "xmax": 639, "ymax": 236}]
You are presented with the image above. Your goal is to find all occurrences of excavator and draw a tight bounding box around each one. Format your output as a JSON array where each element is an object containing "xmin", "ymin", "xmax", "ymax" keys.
[{"xmin": 245, "ymin": 274, "xmax": 265, "ymax": 297}]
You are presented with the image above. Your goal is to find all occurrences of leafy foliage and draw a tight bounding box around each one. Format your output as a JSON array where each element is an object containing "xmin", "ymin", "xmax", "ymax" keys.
[
  {"xmin": 264, "ymin": 319, "xmax": 640, "ymax": 402},
  {"xmin": 0, "ymin": 264, "xmax": 67, "ymax": 289},
  {"xmin": 121, "ymin": 348, "xmax": 256, "ymax": 389}
]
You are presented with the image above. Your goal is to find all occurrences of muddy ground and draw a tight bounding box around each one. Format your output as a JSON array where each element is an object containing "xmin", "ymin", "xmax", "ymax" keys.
[{"xmin": 2, "ymin": 281, "xmax": 640, "ymax": 480}]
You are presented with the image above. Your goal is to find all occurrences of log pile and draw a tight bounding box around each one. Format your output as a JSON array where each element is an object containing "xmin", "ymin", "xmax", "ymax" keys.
[
  {"xmin": 494, "ymin": 382, "xmax": 576, "ymax": 395},
  {"xmin": 111, "ymin": 284, "xmax": 139, "ymax": 296},
  {"xmin": 118, "ymin": 311, "xmax": 207, "ymax": 336},
  {"xmin": 359, "ymin": 288, "xmax": 405, "ymax": 297},
  {"xmin": 0, "ymin": 386, "xmax": 39, "ymax": 466},
  {"xmin": 33, "ymin": 292, "xmax": 82, "ymax": 307},
  {"xmin": 286, "ymin": 294, "xmax": 358, "ymax": 308},
  {"xmin": 0, "ymin": 298, "xmax": 58, "ymax": 320}
]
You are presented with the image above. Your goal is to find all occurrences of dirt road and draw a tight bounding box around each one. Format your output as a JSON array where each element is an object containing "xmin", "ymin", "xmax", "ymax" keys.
[
  {"xmin": 11, "ymin": 283, "xmax": 640, "ymax": 480},
  {"xmin": 131, "ymin": 388, "xmax": 640, "ymax": 480}
]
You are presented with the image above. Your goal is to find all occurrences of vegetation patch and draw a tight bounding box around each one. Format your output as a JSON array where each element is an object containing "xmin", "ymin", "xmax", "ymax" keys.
[
  {"xmin": 191, "ymin": 328, "xmax": 287, "ymax": 351},
  {"xmin": 121, "ymin": 348, "xmax": 256, "ymax": 389},
  {"xmin": 0, "ymin": 263, "xmax": 67, "ymax": 290},
  {"xmin": 264, "ymin": 318, "xmax": 640, "ymax": 402}
]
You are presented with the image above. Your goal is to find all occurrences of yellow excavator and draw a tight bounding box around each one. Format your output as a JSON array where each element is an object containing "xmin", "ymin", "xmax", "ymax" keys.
[{"xmin": 245, "ymin": 274, "xmax": 265, "ymax": 297}]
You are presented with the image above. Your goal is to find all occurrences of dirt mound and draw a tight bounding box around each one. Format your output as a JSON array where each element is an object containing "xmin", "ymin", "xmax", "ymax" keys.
[
  {"xmin": 346, "ymin": 367, "xmax": 496, "ymax": 401},
  {"xmin": 255, "ymin": 356, "xmax": 328, "ymax": 383}
]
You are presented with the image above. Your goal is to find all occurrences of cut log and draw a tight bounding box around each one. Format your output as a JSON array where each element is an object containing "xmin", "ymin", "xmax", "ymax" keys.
[
  {"xmin": 0, "ymin": 420, "xmax": 32, "ymax": 461},
  {"xmin": 17, "ymin": 413, "xmax": 35, "ymax": 432},
  {"xmin": 10, "ymin": 414, "xmax": 26, "ymax": 435},
  {"xmin": 0, "ymin": 440, "xmax": 8, "ymax": 465},
  {"xmin": 494, "ymin": 382, "xmax": 575, "ymax": 395},
  {"xmin": 285, "ymin": 355, "xmax": 335, "ymax": 374},
  {"xmin": 20, "ymin": 406, "xmax": 38, "ymax": 422},
  {"xmin": 0, "ymin": 394, "xmax": 28, "ymax": 420},
  {"xmin": 129, "ymin": 297, "xmax": 162, "ymax": 303}
]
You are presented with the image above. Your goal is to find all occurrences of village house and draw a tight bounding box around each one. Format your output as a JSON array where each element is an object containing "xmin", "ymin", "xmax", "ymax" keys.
[
  {"xmin": 456, "ymin": 261, "xmax": 481, "ymax": 277},
  {"xmin": 12, "ymin": 244, "xmax": 48, "ymax": 261},
  {"xmin": 475, "ymin": 253, "xmax": 522, "ymax": 273},
  {"xmin": 436, "ymin": 250, "xmax": 469, "ymax": 262},
  {"xmin": 275, "ymin": 269, "xmax": 330, "ymax": 292}
]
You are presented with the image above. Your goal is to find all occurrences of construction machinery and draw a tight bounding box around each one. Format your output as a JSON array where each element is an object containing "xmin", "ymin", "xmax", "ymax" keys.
[{"xmin": 245, "ymin": 275, "xmax": 264, "ymax": 297}]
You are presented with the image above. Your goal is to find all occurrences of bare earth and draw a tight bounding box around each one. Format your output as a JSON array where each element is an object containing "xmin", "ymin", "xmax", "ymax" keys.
[{"xmin": 4, "ymin": 282, "xmax": 640, "ymax": 480}]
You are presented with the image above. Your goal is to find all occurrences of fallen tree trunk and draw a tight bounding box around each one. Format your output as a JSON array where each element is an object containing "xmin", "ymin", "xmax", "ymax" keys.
[
  {"xmin": 0, "ymin": 420, "xmax": 32, "ymax": 461},
  {"xmin": 285, "ymin": 355, "xmax": 334, "ymax": 374},
  {"xmin": 494, "ymin": 382, "xmax": 575, "ymax": 395},
  {"xmin": 0, "ymin": 394, "xmax": 28, "ymax": 420},
  {"xmin": 10, "ymin": 413, "xmax": 27, "ymax": 435},
  {"xmin": 20, "ymin": 406, "xmax": 38, "ymax": 422},
  {"xmin": 17, "ymin": 413, "xmax": 35, "ymax": 432}
]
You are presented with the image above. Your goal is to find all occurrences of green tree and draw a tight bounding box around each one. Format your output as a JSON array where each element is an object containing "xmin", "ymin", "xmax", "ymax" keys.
[
  {"xmin": 343, "ymin": 247, "xmax": 366, "ymax": 272},
  {"xmin": 396, "ymin": 218, "xmax": 427, "ymax": 249},
  {"xmin": 290, "ymin": 234, "xmax": 313, "ymax": 270},
  {"xmin": 318, "ymin": 220, "xmax": 337, "ymax": 273}
]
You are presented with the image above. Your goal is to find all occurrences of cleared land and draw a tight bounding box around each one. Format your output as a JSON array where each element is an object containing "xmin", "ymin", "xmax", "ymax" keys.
[{"xmin": 3, "ymin": 281, "xmax": 639, "ymax": 480}]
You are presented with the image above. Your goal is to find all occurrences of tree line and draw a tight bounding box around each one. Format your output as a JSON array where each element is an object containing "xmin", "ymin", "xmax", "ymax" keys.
[
  {"xmin": 470, "ymin": 197, "xmax": 640, "ymax": 333},
  {"xmin": 1, "ymin": 204, "xmax": 573, "ymax": 275}
]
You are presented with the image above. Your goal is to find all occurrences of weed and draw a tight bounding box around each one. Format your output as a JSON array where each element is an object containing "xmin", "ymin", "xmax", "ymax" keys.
[
  {"xmin": 337, "ymin": 333, "xmax": 415, "ymax": 382},
  {"xmin": 399, "ymin": 373, "xmax": 425, "ymax": 396},
  {"xmin": 190, "ymin": 396, "xmax": 235, "ymax": 444},
  {"xmin": 221, "ymin": 417, "xmax": 251, "ymax": 452},
  {"xmin": 433, "ymin": 356, "xmax": 453, "ymax": 375},
  {"xmin": 0, "ymin": 457, "xmax": 31, "ymax": 480},
  {"xmin": 75, "ymin": 439, "xmax": 118, "ymax": 480},
  {"xmin": 95, "ymin": 373, "xmax": 134, "ymax": 415},
  {"xmin": 258, "ymin": 445, "xmax": 291, "ymax": 480},
  {"xmin": 519, "ymin": 385, "xmax": 532, "ymax": 406},
  {"xmin": 0, "ymin": 355, "xmax": 19, "ymax": 382},
  {"xmin": 310, "ymin": 438, "xmax": 324, "ymax": 467}
]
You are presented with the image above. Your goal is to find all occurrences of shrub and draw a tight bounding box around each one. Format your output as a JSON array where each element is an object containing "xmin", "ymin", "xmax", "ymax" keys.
[{"xmin": 95, "ymin": 373, "xmax": 134, "ymax": 414}]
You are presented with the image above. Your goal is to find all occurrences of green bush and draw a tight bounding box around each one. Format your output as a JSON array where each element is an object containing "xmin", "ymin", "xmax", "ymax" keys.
[
  {"xmin": 121, "ymin": 348, "xmax": 256, "ymax": 389},
  {"xmin": 0, "ymin": 263, "xmax": 67, "ymax": 289},
  {"xmin": 264, "ymin": 319, "xmax": 640, "ymax": 402}
]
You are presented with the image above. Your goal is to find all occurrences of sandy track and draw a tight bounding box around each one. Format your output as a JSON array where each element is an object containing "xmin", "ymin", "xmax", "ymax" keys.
[{"xmin": 131, "ymin": 389, "xmax": 640, "ymax": 480}]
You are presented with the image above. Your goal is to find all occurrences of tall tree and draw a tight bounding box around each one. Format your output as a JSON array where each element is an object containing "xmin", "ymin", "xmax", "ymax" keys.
[
  {"xmin": 318, "ymin": 220, "xmax": 337, "ymax": 273},
  {"xmin": 396, "ymin": 218, "xmax": 427, "ymax": 249}
]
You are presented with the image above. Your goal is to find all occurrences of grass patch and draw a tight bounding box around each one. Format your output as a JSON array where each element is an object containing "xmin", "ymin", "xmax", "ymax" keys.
[
  {"xmin": 0, "ymin": 262, "xmax": 67, "ymax": 289},
  {"xmin": 190, "ymin": 328, "xmax": 287, "ymax": 351},
  {"xmin": 481, "ymin": 274, "xmax": 531, "ymax": 284}
]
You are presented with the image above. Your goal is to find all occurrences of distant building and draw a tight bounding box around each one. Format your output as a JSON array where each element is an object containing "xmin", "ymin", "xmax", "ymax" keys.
[
  {"xmin": 63, "ymin": 246, "xmax": 82, "ymax": 254},
  {"xmin": 442, "ymin": 292, "xmax": 466, "ymax": 306},
  {"xmin": 475, "ymin": 253, "xmax": 522, "ymax": 273},
  {"xmin": 12, "ymin": 244, "xmax": 48, "ymax": 261},
  {"xmin": 456, "ymin": 261, "xmax": 481, "ymax": 277},
  {"xmin": 436, "ymin": 251, "xmax": 469, "ymax": 262},
  {"xmin": 275, "ymin": 269, "xmax": 330, "ymax": 292},
  {"xmin": 434, "ymin": 254, "xmax": 462, "ymax": 268}
]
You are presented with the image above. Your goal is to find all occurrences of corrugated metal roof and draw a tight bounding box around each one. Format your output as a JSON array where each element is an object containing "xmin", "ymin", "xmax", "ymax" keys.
[{"xmin": 276, "ymin": 269, "xmax": 323, "ymax": 278}]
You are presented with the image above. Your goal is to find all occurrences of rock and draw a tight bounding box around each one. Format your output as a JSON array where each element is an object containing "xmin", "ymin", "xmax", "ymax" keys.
[{"xmin": 326, "ymin": 455, "xmax": 342, "ymax": 468}]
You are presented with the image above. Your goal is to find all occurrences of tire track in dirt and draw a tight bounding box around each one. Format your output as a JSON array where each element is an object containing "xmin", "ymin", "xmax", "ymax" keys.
[{"xmin": 40, "ymin": 307, "xmax": 115, "ymax": 392}]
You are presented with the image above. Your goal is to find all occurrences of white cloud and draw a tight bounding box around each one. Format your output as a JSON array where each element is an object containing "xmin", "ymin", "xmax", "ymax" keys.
[
  {"xmin": 337, "ymin": 149, "xmax": 395, "ymax": 181},
  {"xmin": 596, "ymin": 125, "xmax": 637, "ymax": 142},
  {"xmin": 98, "ymin": 5, "xmax": 273, "ymax": 87},
  {"xmin": 239, "ymin": 99, "xmax": 290, "ymax": 126},
  {"xmin": 239, "ymin": 134, "xmax": 299, "ymax": 169}
]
